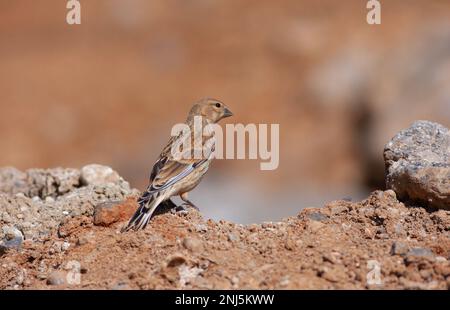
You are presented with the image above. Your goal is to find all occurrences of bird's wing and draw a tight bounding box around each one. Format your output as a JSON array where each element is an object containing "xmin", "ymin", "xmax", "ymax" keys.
[
  {"xmin": 143, "ymin": 135, "xmax": 210, "ymax": 195},
  {"xmin": 149, "ymin": 157, "xmax": 208, "ymax": 193}
]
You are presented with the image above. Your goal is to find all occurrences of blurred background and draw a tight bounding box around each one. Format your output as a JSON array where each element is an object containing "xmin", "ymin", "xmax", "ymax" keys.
[{"xmin": 0, "ymin": 0, "xmax": 449, "ymax": 223}]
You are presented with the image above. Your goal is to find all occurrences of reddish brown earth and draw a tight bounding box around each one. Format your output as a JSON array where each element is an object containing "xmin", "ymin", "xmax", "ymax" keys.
[{"xmin": 1, "ymin": 190, "xmax": 449, "ymax": 290}]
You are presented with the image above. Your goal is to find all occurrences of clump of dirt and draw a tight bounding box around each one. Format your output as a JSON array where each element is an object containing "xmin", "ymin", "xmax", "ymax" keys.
[{"xmin": 0, "ymin": 180, "xmax": 449, "ymax": 289}]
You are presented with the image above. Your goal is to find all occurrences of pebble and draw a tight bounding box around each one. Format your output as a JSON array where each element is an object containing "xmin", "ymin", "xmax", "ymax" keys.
[
  {"xmin": 391, "ymin": 241, "xmax": 409, "ymax": 255},
  {"xmin": 46, "ymin": 271, "xmax": 66, "ymax": 286},
  {"xmin": 62, "ymin": 241, "xmax": 70, "ymax": 251},
  {"xmin": 279, "ymin": 276, "xmax": 290, "ymax": 287},
  {"xmin": 182, "ymin": 237, "xmax": 203, "ymax": 252},
  {"xmin": 194, "ymin": 223, "xmax": 208, "ymax": 233},
  {"xmin": 0, "ymin": 226, "xmax": 24, "ymax": 251},
  {"xmin": 112, "ymin": 282, "xmax": 130, "ymax": 290},
  {"xmin": 227, "ymin": 233, "xmax": 239, "ymax": 242},
  {"xmin": 284, "ymin": 237, "xmax": 296, "ymax": 251},
  {"xmin": 322, "ymin": 253, "xmax": 337, "ymax": 264},
  {"xmin": 384, "ymin": 190, "xmax": 397, "ymax": 200},
  {"xmin": 93, "ymin": 199, "xmax": 137, "ymax": 227},
  {"xmin": 407, "ymin": 247, "xmax": 434, "ymax": 258},
  {"xmin": 76, "ymin": 233, "xmax": 94, "ymax": 246}
]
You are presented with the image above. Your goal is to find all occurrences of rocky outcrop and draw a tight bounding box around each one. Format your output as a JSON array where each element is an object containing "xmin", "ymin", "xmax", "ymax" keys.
[
  {"xmin": 0, "ymin": 164, "xmax": 138, "ymax": 241},
  {"xmin": 384, "ymin": 121, "xmax": 450, "ymax": 210}
]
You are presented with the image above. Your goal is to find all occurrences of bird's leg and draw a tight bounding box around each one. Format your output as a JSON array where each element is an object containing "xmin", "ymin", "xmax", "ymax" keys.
[
  {"xmin": 158, "ymin": 198, "xmax": 184, "ymax": 215},
  {"xmin": 180, "ymin": 192, "xmax": 200, "ymax": 211}
]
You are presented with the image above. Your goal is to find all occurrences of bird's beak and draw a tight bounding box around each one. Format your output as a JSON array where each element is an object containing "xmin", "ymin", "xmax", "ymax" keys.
[{"xmin": 223, "ymin": 107, "xmax": 233, "ymax": 118}]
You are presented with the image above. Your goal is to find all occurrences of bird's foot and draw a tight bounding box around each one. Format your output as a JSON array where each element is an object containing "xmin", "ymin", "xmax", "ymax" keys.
[{"xmin": 170, "ymin": 204, "xmax": 189, "ymax": 215}]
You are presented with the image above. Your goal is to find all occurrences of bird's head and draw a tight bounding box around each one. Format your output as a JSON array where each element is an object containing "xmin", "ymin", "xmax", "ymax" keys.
[{"xmin": 190, "ymin": 98, "xmax": 233, "ymax": 123}]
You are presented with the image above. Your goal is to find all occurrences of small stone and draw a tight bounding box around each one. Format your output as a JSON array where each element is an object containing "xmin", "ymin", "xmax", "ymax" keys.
[
  {"xmin": 407, "ymin": 247, "xmax": 434, "ymax": 258},
  {"xmin": 0, "ymin": 226, "xmax": 24, "ymax": 252},
  {"xmin": 45, "ymin": 196, "xmax": 54, "ymax": 203},
  {"xmin": 227, "ymin": 233, "xmax": 239, "ymax": 242},
  {"xmin": 322, "ymin": 253, "xmax": 337, "ymax": 264},
  {"xmin": 384, "ymin": 190, "xmax": 397, "ymax": 200},
  {"xmin": 364, "ymin": 227, "xmax": 374, "ymax": 239},
  {"xmin": 436, "ymin": 256, "xmax": 447, "ymax": 263},
  {"xmin": 194, "ymin": 223, "xmax": 208, "ymax": 233},
  {"xmin": 394, "ymin": 223, "xmax": 406, "ymax": 236},
  {"xmin": 61, "ymin": 241, "xmax": 70, "ymax": 251},
  {"xmin": 182, "ymin": 237, "xmax": 203, "ymax": 252},
  {"xmin": 179, "ymin": 265, "xmax": 203, "ymax": 287},
  {"xmin": 76, "ymin": 235, "xmax": 91, "ymax": 246},
  {"xmin": 80, "ymin": 164, "xmax": 121, "ymax": 186},
  {"xmin": 279, "ymin": 275, "xmax": 290, "ymax": 287},
  {"xmin": 341, "ymin": 223, "xmax": 352, "ymax": 230},
  {"xmin": 391, "ymin": 241, "xmax": 409, "ymax": 255},
  {"xmin": 46, "ymin": 271, "xmax": 66, "ymax": 286},
  {"xmin": 307, "ymin": 212, "xmax": 329, "ymax": 222},
  {"xmin": 318, "ymin": 267, "xmax": 339, "ymax": 283},
  {"xmin": 93, "ymin": 198, "xmax": 138, "ymax": 226},
  {"xmin": 284, "ymin": 237, "xmax": 296, "ymax": 251},
  {"xmin": 112, "ymin": 282, "xmax": 130, "ymax": 290}
]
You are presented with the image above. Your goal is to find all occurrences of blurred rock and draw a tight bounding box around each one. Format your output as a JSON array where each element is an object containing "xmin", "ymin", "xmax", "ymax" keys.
[
  {"xmin": 391, "ymin": 241, "xmax": 408, "ymax": 256},
  {"xmin": 0, "ymin": 166, "xmax": 138, "ymax": 240},
  {"xmin": 0, "ymin": 167, "xmax": 28, "ymax": 195},
  {"xmin": 407, "ymin": 247, "xmax": 434, "ymax": 259},
  {"xmin": 80, "ymin": 164, "xmax": 121, "ymax": 186},
  {"xmin": 182, "ymin": 237, "xmax": 203, "ymax": 252},
  {"xmin": 384, "ymin": 121, "xmax": 450, "ymax": 209},
  {"xmin": 27, "ymin": 168, "xmax": 81, "ymax": 198},
  {"xmin": 0, "ymin": 226, "xmax": 23, "ymax": 255},
  {"xmin": 0, "ymin": 167, "xmax": 80, "ymax": 198},
  {"xmin": 46, "ymin": 271, "xmax": 66, "ymax": 286}
]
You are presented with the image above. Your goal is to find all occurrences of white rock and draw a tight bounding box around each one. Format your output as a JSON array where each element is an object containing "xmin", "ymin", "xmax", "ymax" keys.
[{"xmin": 80, "ymin": 164, "xmax": 120, "ymax": 186}]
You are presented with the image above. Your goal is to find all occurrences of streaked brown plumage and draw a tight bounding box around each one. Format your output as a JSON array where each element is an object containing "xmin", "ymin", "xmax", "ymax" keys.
[{"xmin": 121, "ymin": 98, "xmax": 233, "ymax": 231}]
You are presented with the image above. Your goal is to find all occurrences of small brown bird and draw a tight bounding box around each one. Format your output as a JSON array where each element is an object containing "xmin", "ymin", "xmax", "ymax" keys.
[{"xmin": 121, "ymin": 98, "xmax": 233, "ymax": 231}]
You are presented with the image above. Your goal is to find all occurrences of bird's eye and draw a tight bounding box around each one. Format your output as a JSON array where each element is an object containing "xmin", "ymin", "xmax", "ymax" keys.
[{"xmin": 215, "ymin": 103, "xmax": 221, "ymax": 108}]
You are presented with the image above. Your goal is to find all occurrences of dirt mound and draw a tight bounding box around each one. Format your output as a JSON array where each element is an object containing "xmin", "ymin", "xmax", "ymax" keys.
[{"xmin": 1, "ymin": 185, "xmax": 449, "ymax": 289}]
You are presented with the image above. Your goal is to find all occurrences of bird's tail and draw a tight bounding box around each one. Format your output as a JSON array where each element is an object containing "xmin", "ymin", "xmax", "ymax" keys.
[{"xmin": 121, "ymin": 189, "xmax": 161, "ymax": 232}]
